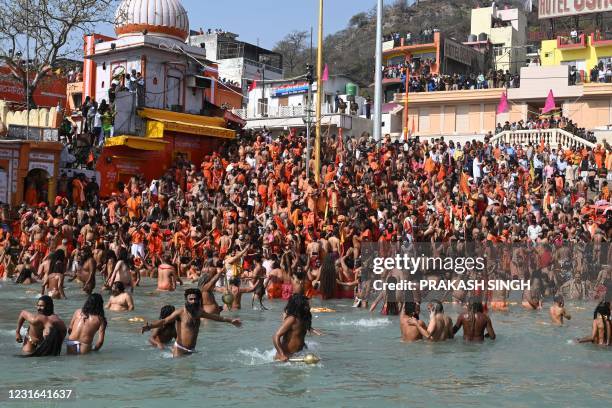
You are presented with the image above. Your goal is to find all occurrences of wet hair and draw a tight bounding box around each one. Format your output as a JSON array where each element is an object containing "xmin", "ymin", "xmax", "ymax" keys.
[
  {"xmin": 159, "ymin": 304, "xmax": 176, "ymax": 319},
  {"xmin": 118, "ymin": 247, "xmax": 129, "ymax": 263},
  {"xmin": 112, "ymin": 281, "xmax": 125, "ymax": 293},
  {"xmin": 184, "ymin": 288, "xmax": 202, "ymax": 300},
  {"xmin": 38, "ymin": 295, "xmax": 54, "ymax": 316},
  {"xmin": 319, "ymin": 254, "xmax": 336, "ymax": 299},
  {"xmin": 404, "ymin": 301, "xmax": 418, "ymax": 318},
  {"xmin": 82, "ymin": 293, "xmax": 106, "ymax": 324},
  {"xmin": 594, "ymin": 301, "xmax": 611, "ymax": 342},
  {"xmin": 284, "ymin": 294, "xmax": 312, "ymax": 332},
  {"xmin": 553, "ymin": 295, "xmax": 564, "ymax": 305},
  {"xmin": 15, "ymin": 266, "xmax": 33, "ymax": 284},
  {"xmin": 431, "ymin": 300, "xmax": 444, "ymax": 314},
  {"xmin": 229, "ymin": 277, "xmax": 241, "ymax": 286},
  {"xmin": 24, "ymin": 325, "xmax": 64, "ymax": 357}
]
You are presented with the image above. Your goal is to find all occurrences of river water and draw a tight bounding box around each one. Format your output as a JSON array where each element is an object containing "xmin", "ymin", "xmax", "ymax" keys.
[{"xmin": 0, "ymin": 279, "xmax": 610, "ymax": 407}]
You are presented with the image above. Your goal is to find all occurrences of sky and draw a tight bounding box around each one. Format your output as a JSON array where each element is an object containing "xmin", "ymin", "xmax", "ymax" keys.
[{"xmin": 98, "ymin": 0, "xmax": 381, "ymax": 49}]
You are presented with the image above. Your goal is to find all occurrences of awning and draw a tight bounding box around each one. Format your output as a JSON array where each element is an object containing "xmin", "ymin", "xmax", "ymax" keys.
[
  {"xmin": 138, "ymin": 107, "xmax": 236, "ymax": 139},
  {"xmin": 382, "ymin": 103, "xmax": 404, "ymax": 114},
  {"xmin": 104, "ymin": 136, "xmax": 169, "ymax": 151},
  {"xmin": 224, "ymin": 110, "xmax": 246, "ymax": 127}
]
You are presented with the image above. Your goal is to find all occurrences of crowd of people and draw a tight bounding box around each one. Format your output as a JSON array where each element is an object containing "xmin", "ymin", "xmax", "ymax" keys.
[
  {"xmin": 3, "ymin": 125, "xmax": 612, "ymax": 358},
  {"xmin": 384, "ymin": 61, "xmax": 520, "ymax": 92},
  {"xmin": 495, "ymin": 116, "xmax": 597, "ymax": 144}
]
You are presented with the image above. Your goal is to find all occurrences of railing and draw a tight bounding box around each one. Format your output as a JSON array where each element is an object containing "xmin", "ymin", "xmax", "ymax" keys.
[
  {"xmin": 557, "ymin": 33, "xmax": 586, "ymax": 49},
  {"xmin": 233, "ymin": 104, "xmax": 335, "ymax": 120},
  {"xmin": 243, "ymin": 58, "xmax": 283, "ymax": 75},
  {"xmin": 490, "ymin": 129, "xmax": 596, "ymax": 150}
]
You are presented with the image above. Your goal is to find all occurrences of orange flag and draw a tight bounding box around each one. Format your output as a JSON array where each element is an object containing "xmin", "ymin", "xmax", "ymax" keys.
[{"xmin": 459, "ymin": 171, "xmax": 470, "ymax": 197}]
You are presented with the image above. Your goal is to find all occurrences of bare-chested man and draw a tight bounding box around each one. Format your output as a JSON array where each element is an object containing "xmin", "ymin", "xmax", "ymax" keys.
[
  {"xmin": 407, "ymin": 300, "xmax": 454, "ymax": 341},
  {"xmin": 66, "ymin": 294, "xmax": 107, "ymax": 354},
  {"xmin": 577, "ymin": 301, "xmax": 611, "ymax": 346},
  {"xmin": 42, "ymin": 252, "xmax": 67, "ymax": 300},
  {"xmin": 106, "ymin": 248, "xmax": 133, "ymax": 292},
  {"xmin": 141, "ymin": 288, "xmax": 241, "ymax": 357},
  {"xmin": 549, "ymin": 295, "xmax": 571, "ymax": 325},
  {"xmin": 452, "ymin": 301, "xmax": 496, "ymax": 341},
  {"xmin": 105, "ymin": 281, "xmax": 134, "ymax": 311},
  {"xmin": 273, "ymin": 293, "xmax": 312, "ymax": 361},
  {"xmin": 71, "ymin": 247, "xmax": 96, "ymax": 294},
  {"xmin": 400, "ymin": 301, "xmax": 427, "ymax": 342},
  {"xmin": 15, "ymin": 296, "xmax": 66, "ymax": 356},
  {"xmin": 198, "ymin": 260, "xmax": 223, "ymax": 314},
  {"xmin": 157, "ymin": 255, "xmax": 182, "ymax": 291}
]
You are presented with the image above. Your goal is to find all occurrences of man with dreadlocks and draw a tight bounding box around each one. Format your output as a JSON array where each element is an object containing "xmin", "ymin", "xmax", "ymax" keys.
[
  {"xmin": 273, "ymin": 293, "xmax": 313, "ymax": 361},
  {"xmin": 66, "ymin": 293, "xmax": 108, "ymax": 354},
  {"xmin": 15, "ymin": 295, "xmax": 67, "ymax": 356},
  {"xmin": 141, "ymin": 288, "xmax": 241, "ymax": 357},
  {"xmin": 452, "ymin": 299, "xmax": 496, "ymax": 342}
]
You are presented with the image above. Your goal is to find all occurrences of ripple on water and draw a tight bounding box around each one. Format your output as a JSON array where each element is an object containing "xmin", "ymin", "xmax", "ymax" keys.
[{"xmin": 334, "ymin": 317, "xmax": 392, "ymax": 328}]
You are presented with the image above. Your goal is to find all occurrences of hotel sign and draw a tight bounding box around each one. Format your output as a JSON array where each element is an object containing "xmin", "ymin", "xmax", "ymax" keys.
[
  {"xmin": 444, "ymin": 40, "xmax": 473, "ymax": 66},
  {"xmin": 272, "ymin": 82, "xmax": 309, "ymax": 97},
  {"xmin": 538, "ymin": 0, "xmax": 612, "ymax": 19}
]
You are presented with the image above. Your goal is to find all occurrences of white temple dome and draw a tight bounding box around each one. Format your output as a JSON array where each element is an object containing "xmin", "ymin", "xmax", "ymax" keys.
[{"xmin": 114, "ymin": 0, "xmax": 190, "ymax": 41}]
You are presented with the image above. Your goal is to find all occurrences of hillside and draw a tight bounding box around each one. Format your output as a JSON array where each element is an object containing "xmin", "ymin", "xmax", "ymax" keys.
[{"xmin": 274, "ymin": 0, "xmax": 534, "ymax": 90}]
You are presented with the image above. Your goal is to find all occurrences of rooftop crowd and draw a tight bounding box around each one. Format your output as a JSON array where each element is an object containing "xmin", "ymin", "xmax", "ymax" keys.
[{"xmin": 384, "ymin": 60, "xmax": 520, "ymax": 92}]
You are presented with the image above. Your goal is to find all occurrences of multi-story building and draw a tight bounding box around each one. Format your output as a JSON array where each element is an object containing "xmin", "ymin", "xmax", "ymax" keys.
[
  {"xmin": 233, "ymin": 75, "xmax": 373, "ymax": 138},
  {"xmin": 381, "ymin": 31, "xmax": 485, "ymax": 103},
  {"xmin": 188, "ymin": 31, "xmax": 283, "ymax": 99},
  {"xmin": 470, "ymin": 3, "xmax": 527, "ymax": 74},
  {"xmin": 540, "ymin": 31, "xmax": 612, "ymax": 82}
]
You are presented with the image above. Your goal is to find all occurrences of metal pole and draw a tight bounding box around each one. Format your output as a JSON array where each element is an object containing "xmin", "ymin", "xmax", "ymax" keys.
[
  {"xmin": 373, "ymin": 0, "xmax": 383, "ymax": 142},
  {"xmin": 306, "ymin": 81, "xmax": 312, "ymax": 178},
  {"xmin": 26, "ymin": 0, "xmax": 30, "ymax": 140},
  {"xmin": 314, "ymin": 0, "xmax": 323, "ymax": 184}
]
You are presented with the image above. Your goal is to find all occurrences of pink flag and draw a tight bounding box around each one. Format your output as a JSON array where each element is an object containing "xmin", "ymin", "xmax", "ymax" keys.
[
  {"xmin": 322, "ymin": 64, "xmax": 329, "ymax": 81},
  {"xmin": 496, "ymin": 91, "xmax": 509, "ymax": 114},
  {"xmin": 542, "ymin": 89, "xmax": 556, "ymax": 114}
]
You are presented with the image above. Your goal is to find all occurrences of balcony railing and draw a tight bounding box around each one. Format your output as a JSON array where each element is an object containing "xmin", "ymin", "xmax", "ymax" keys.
[
  {"xmin": 490, "ymin": 129, "xmax": 595, "ymax": 150},
  {"xmin": 591, "ymin": 31, "xmax": 612, "ymax": 47},
  {"xmin": 233, "ymin": 103, "xmax": 340, "ymax": 120},
  {"xmin": 382, "ymin": 33, "xmax": 437, "ymax": 52},
  {"xmin": 557, "ymin": 33, "xmax": 586, "ymax": 49},
  {"xmin": 243, "ymin": 58, "xmax": 283, "ymax": 75}
]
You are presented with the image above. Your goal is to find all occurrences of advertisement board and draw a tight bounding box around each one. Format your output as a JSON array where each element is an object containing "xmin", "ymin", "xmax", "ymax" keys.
[{"xmin": 539, "ymin": 0, "xmax": 612, "ymax": 19}]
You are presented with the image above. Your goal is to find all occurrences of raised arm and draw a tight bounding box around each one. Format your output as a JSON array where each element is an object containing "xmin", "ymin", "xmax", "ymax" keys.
[
  {"xmin": 141, "ymin": 309, "xmax": 182, "ymax": 333},
  {"xmin": 15, "ymin": 311, "xmax": 38, "ymax": 343},
  {"xmin": 200, "ymin": 311, "xmax": 241, "ymax": 326},
  {"xmin": 93, "ymin": 320, "xmax": 107, "ymax": 351}
]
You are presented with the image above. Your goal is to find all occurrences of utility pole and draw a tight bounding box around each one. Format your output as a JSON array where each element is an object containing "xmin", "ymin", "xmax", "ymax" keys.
[
  {"xmin": 314, "ymin": 0, "xmax": 324, "ymax": 184},
  {"xmin": 373, "ymin": 0, "xmax": 384, "ymax": 142},
  {"xmin": 305, "ymin": 63, "xmax": 314, "ymax": 178}
]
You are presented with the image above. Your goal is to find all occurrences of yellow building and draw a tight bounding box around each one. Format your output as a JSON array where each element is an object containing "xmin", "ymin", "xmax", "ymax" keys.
[{"xmin": 541, "ymin": 33, "xmax": 612, "ymax": 81}]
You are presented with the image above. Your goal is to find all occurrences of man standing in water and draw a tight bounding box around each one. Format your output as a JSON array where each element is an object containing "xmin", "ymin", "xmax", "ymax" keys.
[
  {"xmin": 406, "ymin": 300, "xmax": 454, "ymax": 341},
  {"xmin": 15, "ymin": 295, "xmax": 66, "ymax": 356},
  {"xmin": 549, "ymin": 295, "xmax": 571, "ymax": 325},
  {"xmin": 157, "ymin": 254, "xmax": 182, "ymax": 291},
  {"xmin": 141, "ymin": 288, "xmax": 241, "ymax": 357},
  {"xmin": 400, "ymin": 301, "xmax": 427, "ymax": 342},
  {"xmin": 273, "ymin": 293, "xmax": 312, "ymax": 361},
  {"xmin": 105, "ymin": 281, "xmax": 134, "ymax": 311},
  {"xmin": 453, "ymin": 300, "xmax": 496, "ymax": 341},
  {"xmin": 66, "ymin": 293, "xmax": 107, "ymax": 354}
]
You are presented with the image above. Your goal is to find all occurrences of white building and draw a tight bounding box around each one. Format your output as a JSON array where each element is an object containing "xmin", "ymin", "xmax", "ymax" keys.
[
  {"xmin": 188, "ymin": 31, "xmax": 284, "ymax": 98},
  {"xmin": 233, "ymin": 75, "xmax": 373, "ymax": 138},
  {"xmin": 85, "ymin": 0, "xmax": 242, "ymax": 117}
]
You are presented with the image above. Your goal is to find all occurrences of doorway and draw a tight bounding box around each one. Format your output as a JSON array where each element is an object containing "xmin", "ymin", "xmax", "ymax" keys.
[{"xmin": 24, "ymin": 168, "xmax": 50, "ymax": 206}]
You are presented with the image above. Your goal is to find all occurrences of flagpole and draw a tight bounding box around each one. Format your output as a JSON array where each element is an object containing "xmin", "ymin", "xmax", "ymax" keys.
[
  {"xmin": 403, "ymin": 61, "xmax": 410, "ymax": 140},
  {"xmin": 314, "ymin": 0, "xmax": 324, "ymax": 184},
  {"xmin": 373, "ymin": 0, "xmax": 383, "ymax": 142}
]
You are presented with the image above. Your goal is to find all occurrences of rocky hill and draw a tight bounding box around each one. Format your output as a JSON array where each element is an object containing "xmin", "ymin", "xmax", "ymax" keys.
[{"xmin": 274, "ymin": 0, "xmax": 534, "ymax": 90}]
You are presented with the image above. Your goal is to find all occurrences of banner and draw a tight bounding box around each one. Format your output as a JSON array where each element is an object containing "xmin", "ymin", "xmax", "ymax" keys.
[{"xmin": 538, "ymin": 0, "xmax": 612, "ymax": 19}]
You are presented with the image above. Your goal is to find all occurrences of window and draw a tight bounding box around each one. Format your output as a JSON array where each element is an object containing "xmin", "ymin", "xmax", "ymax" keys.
[
  {"xmin": 493, "ymin": 44, "xmax": 504, "ymax": 57},
  {"xmin": 258, "ymin": 98, "xmax": 268, "ymax": 116}
]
